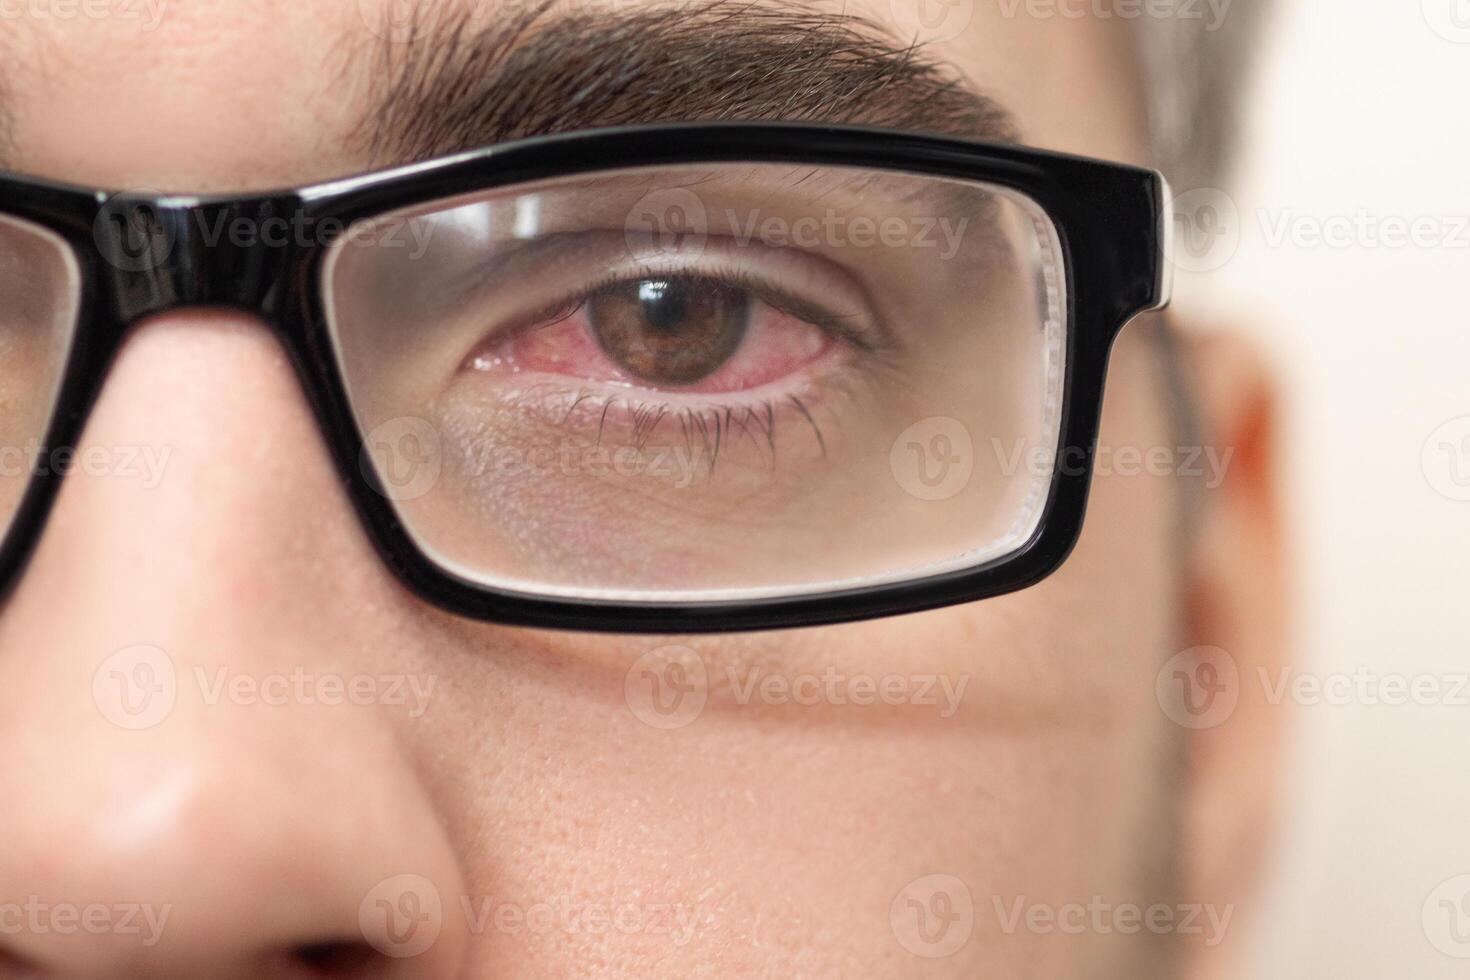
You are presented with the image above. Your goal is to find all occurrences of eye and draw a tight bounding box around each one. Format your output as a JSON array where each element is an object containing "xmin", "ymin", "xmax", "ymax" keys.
[
  {"xmin": 588, "ymin": 277, "xmax": 750, "ymax": 386},
  {"xmin": 479, "ymin": 271, "xmax": 845, "ymax": 395}
]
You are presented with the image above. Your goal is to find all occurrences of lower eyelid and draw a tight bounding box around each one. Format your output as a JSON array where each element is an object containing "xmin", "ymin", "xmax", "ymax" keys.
[{"xmin": 446, "ymin": 371, "xmax": 856, "ymax": 470}]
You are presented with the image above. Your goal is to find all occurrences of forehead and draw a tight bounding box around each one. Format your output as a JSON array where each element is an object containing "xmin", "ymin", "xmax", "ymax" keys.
[{"xmin": 0, "ymin": 0, "xmax": 1149, "ymax": 190}]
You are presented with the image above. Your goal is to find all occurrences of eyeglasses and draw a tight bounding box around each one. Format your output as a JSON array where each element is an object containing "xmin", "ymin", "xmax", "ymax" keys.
[{"xmin": 0, "ymin": 123, "xmax": 1170, "ymax": 633}]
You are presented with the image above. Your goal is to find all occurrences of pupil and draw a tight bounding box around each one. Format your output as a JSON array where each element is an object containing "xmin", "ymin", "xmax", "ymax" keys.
[{"xmin": 637, "ymin": 280, "xmax": 686, "ymax": 333}]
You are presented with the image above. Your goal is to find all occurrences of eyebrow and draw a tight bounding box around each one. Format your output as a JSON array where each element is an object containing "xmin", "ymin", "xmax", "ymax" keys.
[{"xmin": 355, "ymin": 0, "xmax": 1020, "ymax": 167}]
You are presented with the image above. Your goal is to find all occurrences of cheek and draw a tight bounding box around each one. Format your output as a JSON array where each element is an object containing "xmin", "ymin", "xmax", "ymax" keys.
[
  {"xmin": 417, "ymin": 580, "xmax": 1177, "ymax": 975},
  {"xmin": 384, "ymin": 338, "xmax": 1181, "ymax": 975},
  {"xmin": 1065, "ymin": 322, "xmax": 1180, "ymax": 625}
]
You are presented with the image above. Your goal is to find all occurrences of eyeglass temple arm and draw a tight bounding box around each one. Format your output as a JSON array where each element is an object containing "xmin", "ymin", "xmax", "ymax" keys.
[{"xmin": 1150, "ymin": 172, "xmax": 1175, "ymax": 312}]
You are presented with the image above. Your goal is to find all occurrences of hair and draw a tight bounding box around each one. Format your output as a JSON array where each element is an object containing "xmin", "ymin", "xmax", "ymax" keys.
[
  {"xmin": 1135, "ymin": 0, "xmax": 1275, "ymax": 191},
  {"xmin": 361, "ymin": 0, "xmax": 1021, "ymax": 165}
]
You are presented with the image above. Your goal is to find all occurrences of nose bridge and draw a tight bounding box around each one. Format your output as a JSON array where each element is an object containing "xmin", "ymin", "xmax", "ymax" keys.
[
  {"xmin": 0, "ymin": 310, "xmax": 470, "ymax": 977},
  {"xmin": 95, "ymin": 193, "xmax": 304, "ymax": 327}
]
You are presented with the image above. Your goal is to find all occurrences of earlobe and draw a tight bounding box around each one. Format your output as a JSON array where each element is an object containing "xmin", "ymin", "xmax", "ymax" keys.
[{"xmin": 1173, "ymin": 325, "xmax": 1289, "ymax": 980}]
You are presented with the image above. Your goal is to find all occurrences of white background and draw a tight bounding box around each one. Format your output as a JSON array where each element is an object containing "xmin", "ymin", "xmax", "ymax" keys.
[{"xmin": 1182, "ymin": 0, "xmax": 1470, "ymax": 973}]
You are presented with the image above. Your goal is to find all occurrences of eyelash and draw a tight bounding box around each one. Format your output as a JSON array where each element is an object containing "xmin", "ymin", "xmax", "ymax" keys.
[
  {"xmin": 552, "ymin": 388, "xmax": 835, "ymax": 471},
  {"xmin": 481, "ymin": 338, "xmax": 882, "ymax": 477}
]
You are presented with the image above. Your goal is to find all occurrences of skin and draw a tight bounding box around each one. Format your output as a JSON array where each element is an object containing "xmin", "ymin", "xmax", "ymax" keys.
[{"xmin": 0, "ymin": 2, "xmax": 1285, "ymax": 978}]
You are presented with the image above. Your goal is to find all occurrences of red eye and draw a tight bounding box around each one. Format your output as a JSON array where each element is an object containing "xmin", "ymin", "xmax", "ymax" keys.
[{"xmin": 480, "ymin": 275, "xmax": 837, "ymax": 394}]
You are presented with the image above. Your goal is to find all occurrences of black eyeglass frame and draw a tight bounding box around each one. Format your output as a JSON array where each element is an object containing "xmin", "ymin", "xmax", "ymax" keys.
[{"xmin": 0, "ymin": 122, "xmax": 1171, "ymax": 633}]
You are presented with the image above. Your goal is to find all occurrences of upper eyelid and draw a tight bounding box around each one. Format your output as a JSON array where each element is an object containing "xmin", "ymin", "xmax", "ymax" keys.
[
  {"xmin": 555, "ymin": 267, "xmax": 880, "ymax": 357},
  {"xmin": 438, "ymin": 228, "xmax": 888, "ymax": 345}
]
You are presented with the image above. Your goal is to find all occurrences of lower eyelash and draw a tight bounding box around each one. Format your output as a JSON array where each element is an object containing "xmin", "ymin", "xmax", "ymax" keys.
[
  {"xmin": 457, "ymin": 349, "xmax": 894, "ymax": 484},
  {"xmin": 560, "ymin": 391, "xmax": 825, "ymax": 473}
]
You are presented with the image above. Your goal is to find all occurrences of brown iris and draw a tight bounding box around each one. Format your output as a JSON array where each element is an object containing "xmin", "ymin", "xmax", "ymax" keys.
[{"xmin": 587, "ymin": 277, "xmax": 750, "ymax": 386}]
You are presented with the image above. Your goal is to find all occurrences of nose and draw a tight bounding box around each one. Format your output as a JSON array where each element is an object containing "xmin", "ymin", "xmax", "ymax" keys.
[{"xmin": 0, "ymin": 313, "xmax": 466, "ymax": 979}]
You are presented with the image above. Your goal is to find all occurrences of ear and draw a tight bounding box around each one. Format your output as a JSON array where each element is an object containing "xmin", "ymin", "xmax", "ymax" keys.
[{"xmin": 1175, "ymin": 326, "xmax": 1289, "ymax": 980}]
